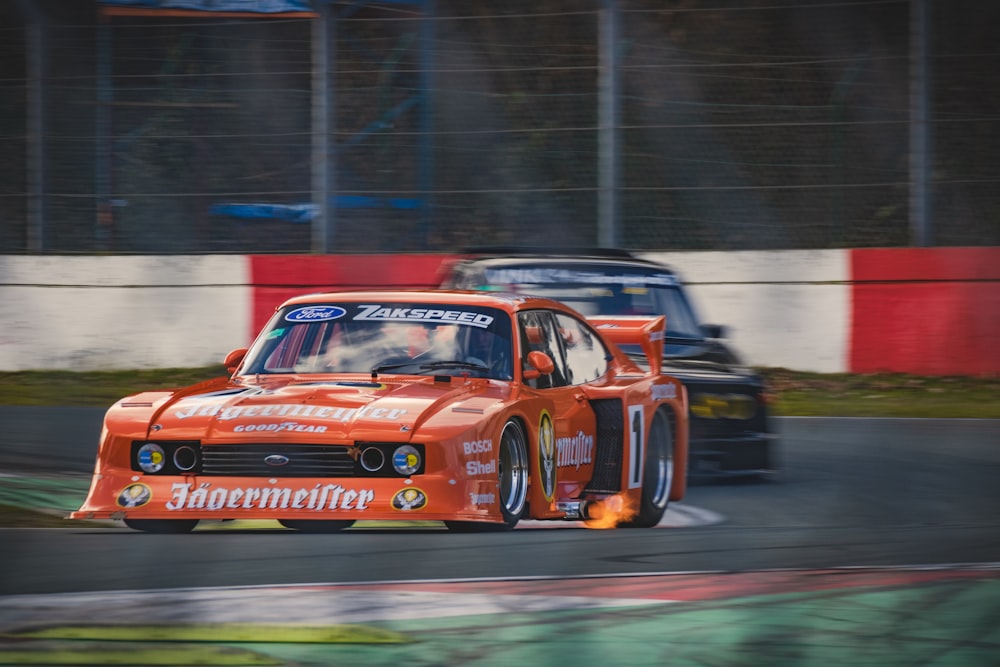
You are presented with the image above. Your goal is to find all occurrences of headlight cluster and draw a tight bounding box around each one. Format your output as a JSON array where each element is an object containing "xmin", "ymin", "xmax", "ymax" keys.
[
  {"xmin": 131, "ymin": 441, "xmax": 201, "ymax": 474},
  {"xmin": 358, "ymin": 443, "xmax": 424, "ymax": 477},
  {"xmin": 129, "ymin": 440, "xmax": 424, "ymax": 477},
  {"xmin": 689, "ymin": 393, "xmax": 758, "ymax": 420}
]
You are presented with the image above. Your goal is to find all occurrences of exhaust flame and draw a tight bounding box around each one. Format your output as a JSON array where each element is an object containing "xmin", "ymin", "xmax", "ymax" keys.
[{"xmin": 583, "ymin": 493, "xmax": 638, "ymax": 529}]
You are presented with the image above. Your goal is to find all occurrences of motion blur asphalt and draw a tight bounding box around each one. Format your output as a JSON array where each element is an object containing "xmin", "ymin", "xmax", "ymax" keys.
[
  {"xmin": 4, "ymin": 471, "xmax": 1000, "ymax": 665},
  {"xmin": 3, "ymin": 414, "xmax": 1000, "ymax": 665}
]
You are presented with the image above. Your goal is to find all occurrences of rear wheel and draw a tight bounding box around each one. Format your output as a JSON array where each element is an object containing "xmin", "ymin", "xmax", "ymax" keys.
[
  {"xmin": 622, "ymin": 408, "xmax": 674, "ymax": 528},
  {"xmin": 123, "ymin": 519, "xmax": 199, "ymax": 533},
  {"xmin": 278, "ymin": 520, "xmax": 355, "ymax": 533},
  {"xmin": 446, "ymin": 418, "xmax": 529, "ymax": 532}
]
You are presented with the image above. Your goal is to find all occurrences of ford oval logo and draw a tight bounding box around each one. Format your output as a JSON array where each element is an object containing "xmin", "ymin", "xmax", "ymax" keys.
[
  {"xmin": 285, "ymin": 305, "xmax": 346, "ymax": 322},
  {"xmin": 264, "ymin": 454, "xmax": 290, "ymax": 467}
]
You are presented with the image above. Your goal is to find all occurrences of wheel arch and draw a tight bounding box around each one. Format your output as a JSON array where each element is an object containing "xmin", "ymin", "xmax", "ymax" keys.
[
  {"xmin": 504, "ymin": 399, "xmax": 559, "ymax": 520},
  {"xmin": 664, "ymin": 401, "xmax": 688, "ymax": 501}
]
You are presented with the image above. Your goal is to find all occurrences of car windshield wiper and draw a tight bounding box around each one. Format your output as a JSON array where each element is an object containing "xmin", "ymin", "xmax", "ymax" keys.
[
  {"xmin": 371, "ymin": 360, "xmax": 423, "ymax": 374},
  {"xmin": 414, "ymin": 360, "xmax": 489, "ymax": 372},
  {"xmin": 371, "ymin": 359, "xmax": 489, "ymax": 376}
]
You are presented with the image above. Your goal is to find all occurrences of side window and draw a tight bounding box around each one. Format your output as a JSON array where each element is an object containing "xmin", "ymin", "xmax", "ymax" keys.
[
  {"xmin": 448, "ymin": 267, "xmax": 467, "ymax": 289},
  {"xmin": 554, "ymin": 312, "xmax": 609, "ymax": 385},
  {"xmin": 449, "ymin": 265, "xmax": 481, "ymax": 290},
  {"xmin": 517, "ymin": 310, "xmax": 569, "ymax": 389},
  {"xmin": 263, "ymin": 325, "xmax": 307, "ymax": 371}
]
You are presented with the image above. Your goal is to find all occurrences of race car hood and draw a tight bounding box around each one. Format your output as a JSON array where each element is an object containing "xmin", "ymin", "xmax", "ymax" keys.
[{"xmin": 126, "ymin": 376, "xmax": 505, "ymax": 441}]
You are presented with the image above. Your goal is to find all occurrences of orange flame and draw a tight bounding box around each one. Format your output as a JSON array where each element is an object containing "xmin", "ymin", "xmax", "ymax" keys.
[{"xmin": 583, "ymin": 493, "xmax": 638, "ymax": 529}]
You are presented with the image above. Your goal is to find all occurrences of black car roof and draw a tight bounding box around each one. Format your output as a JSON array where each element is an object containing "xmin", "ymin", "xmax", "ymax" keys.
[
  {"xmin": 456, "ymin": 248, "xmax": 677, "ymax": 275},
  {"xmin": 463, "ymin": 246, "xmax": 638, "ymax": 259}
]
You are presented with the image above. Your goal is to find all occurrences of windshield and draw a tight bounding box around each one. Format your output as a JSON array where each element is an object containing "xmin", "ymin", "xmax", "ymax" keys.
[
  {"xmin": 240, "ymin": 302, "xmax": 514, "ymax": 380},
  {"xmin": 479, "ymin": 264, "xmax": 703, "ymax": 338}
]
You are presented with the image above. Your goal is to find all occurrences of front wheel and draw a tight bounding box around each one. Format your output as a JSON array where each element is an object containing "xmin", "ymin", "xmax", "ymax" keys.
[
  {"xmin": 446, "ymin": 418, "xmax": 529, "ymax": 532},
  {"xmin": 123, "ymin": 519, "xmax": 199, "ymax": 533},
  {"xmin": 622, "ymin": 408, "xmax": 674, "ymax": 528},
  {"xmin": 278, "ymin": 519, "xmax": 355, "ymax": 533}
]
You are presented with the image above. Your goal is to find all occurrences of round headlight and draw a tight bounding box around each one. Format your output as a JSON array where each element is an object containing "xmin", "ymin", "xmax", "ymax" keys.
[
  {"xmin": 392, "ymin": 445, "xmax": 421, "ymax": 476},
  {"xmin": 137, "ymin": 443, "xmax": 166, "ymax": 473}
]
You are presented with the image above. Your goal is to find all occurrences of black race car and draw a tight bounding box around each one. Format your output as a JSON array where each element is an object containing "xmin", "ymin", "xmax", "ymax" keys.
[{"xmin": 441, "ymin": 247, "xmax": 778, "ymax": 479}]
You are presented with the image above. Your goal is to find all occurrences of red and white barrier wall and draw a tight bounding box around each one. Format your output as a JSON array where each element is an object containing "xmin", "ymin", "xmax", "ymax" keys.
[{"xmin": 1, "ymin": 248, "xmax": 997, "ymax": 375}]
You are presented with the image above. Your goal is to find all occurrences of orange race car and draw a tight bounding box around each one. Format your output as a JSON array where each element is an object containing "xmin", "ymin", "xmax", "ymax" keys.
[{"xmin": 72, "ymin": 290, "xmax": 688, "ymax": 532}]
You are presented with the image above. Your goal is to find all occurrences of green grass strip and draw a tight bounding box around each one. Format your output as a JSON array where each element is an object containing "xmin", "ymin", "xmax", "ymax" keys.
[
  {"xmin": 7, "ymin": 623, "xmax": 412, "ymax": 644},
  {"xmin": 0, "ymin": 643, "xmax": 281, "ymax": 666}
]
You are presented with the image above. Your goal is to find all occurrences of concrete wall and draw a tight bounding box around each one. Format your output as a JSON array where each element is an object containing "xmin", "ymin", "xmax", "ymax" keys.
[
  {"xmin": 1, "ymin": 248, "xmax": 997, "ymax": 374},
  {"xmin": 639, "ymin": 250, "xmax": 850, "ymax": 373},
  {"xmin": 0, "ymin": 256, "xmax": 250, "ymax": 370}
]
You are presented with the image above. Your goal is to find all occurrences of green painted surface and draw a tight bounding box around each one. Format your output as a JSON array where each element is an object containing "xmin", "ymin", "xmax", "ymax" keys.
[
  {"xmin": 3, "ymin": 579, "xmax": 998, "ymax": 666},
  {"xmin": 0, "ymin": 475, "xmax": 90, "ymax": 514}
]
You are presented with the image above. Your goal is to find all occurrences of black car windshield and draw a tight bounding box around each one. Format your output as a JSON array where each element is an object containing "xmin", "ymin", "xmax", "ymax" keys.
[
  {"xmin": 480, "ymin": 264, "xmax": 703, "ymax": 338},
  {"xmin": 240, "ymin": 302, "xmax": 514, "ymax": 379}
]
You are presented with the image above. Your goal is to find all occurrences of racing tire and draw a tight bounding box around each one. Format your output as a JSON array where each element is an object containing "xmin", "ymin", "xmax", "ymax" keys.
[
  {"xmin": 122, "ymin": 519, "xmax": 199, "ymax": 533},
  {"xmin": 445, "ymin": 418, "xmax": 529, "ymax": 532},
  {"xmin": 278, "ymin": 519, "xmax": 355, "ymax": 533},
  {"xmin": 621, "ymin": 407, "xmax": 674, "ymax": 528}
]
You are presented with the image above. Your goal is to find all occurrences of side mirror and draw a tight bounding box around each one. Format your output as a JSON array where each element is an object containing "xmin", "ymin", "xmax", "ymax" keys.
[
  {"xmin": 522, "ymin": 350, "xmax": 555, "ymax": 380},
  {"xmin": 701, "ymin": 324, "xmax": 727, "ymax": 339},
  {"xmin": 223, "ymin": 348, "xmax": 248, "ymax": 375}
]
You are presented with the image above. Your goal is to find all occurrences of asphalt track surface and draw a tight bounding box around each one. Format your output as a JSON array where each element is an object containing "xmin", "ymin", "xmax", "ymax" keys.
[{"xmin": 1, "ymin": 414, "xmax": 999, "ymax": 666}]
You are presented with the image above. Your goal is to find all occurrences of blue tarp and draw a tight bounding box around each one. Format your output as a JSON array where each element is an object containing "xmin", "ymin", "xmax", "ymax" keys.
[
  {"xmin": 100, "ymin": 0, "xmax": 314, "ymax": 13},
  {"xmin": 210, "ymin": 196, "xmax": 424, "ymax": 222},
  {"xmin": 100, "ymin": 0, "xmax": 424, "ymax": 11},
  {"xmin": 209, "ymin": 203, "xmax": 318, "ymax": 223}
]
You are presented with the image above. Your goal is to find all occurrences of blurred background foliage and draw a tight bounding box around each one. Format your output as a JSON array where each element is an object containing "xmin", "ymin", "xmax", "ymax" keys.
[{"xmin": 3, "ymin": 366, "xmax": 998, "ymax": 418}]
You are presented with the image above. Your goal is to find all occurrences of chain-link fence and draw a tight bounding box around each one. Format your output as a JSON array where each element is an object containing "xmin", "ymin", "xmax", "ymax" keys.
[{"xmin": 2, "ymin": 0, "xmax": 997, "ymax": 254}]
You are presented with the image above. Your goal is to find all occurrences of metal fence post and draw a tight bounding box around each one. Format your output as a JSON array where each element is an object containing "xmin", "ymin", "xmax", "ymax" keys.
[
  {"xmin": 311, "ymin": 0, "xmax": 335, "ymax": 253},
  {"xmin": 598, "ymin": 0, "xmax": 621, "ymax": 249},
  {"xmin": 909, "ymin": 0, "xmax": 932, "ymax": 246}
]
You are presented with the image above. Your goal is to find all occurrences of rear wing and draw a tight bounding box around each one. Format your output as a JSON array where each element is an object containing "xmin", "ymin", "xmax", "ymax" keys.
[{"xmin": 588, "ymin": 315, "xmax": 665, "ymax": 376}]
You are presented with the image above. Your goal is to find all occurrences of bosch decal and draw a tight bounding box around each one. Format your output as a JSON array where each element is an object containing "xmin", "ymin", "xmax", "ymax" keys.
[{"xmin": 463, "ymin": 439, "xmax": 493, "ymax": 455}]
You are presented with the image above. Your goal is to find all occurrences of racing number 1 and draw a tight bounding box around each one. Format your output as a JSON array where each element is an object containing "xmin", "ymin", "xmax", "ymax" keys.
[{"xmin": 628, "ymin": 405, "xmax": 644, "ymax": 489}]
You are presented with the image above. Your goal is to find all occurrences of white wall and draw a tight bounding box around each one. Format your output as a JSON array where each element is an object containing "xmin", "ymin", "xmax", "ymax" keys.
[
  {"xmin": 639, "ymin": 250, "xmax": 850, "ymax": 373},
  {"xmin": 0, "ymin": 256, "xmax": 251, "ymax": 371},
  {"xmin": 0, "ymin": 252, "xmax": 851, "ymax": 372}
]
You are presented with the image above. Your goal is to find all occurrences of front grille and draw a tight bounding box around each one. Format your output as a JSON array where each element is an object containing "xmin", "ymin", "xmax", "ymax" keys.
[{"xmin": 201, "ymin": 444, "xmax": 355, "ymax": 477}]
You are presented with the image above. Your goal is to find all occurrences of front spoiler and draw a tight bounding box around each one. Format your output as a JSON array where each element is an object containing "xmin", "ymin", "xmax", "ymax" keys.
[
  {"xmin": 69, "ymin": 470, "xmax": 504, "ymax": 524},
  {"xmin": 688, "ymin": 432, "xmax": 779, "ymax": 479}
]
